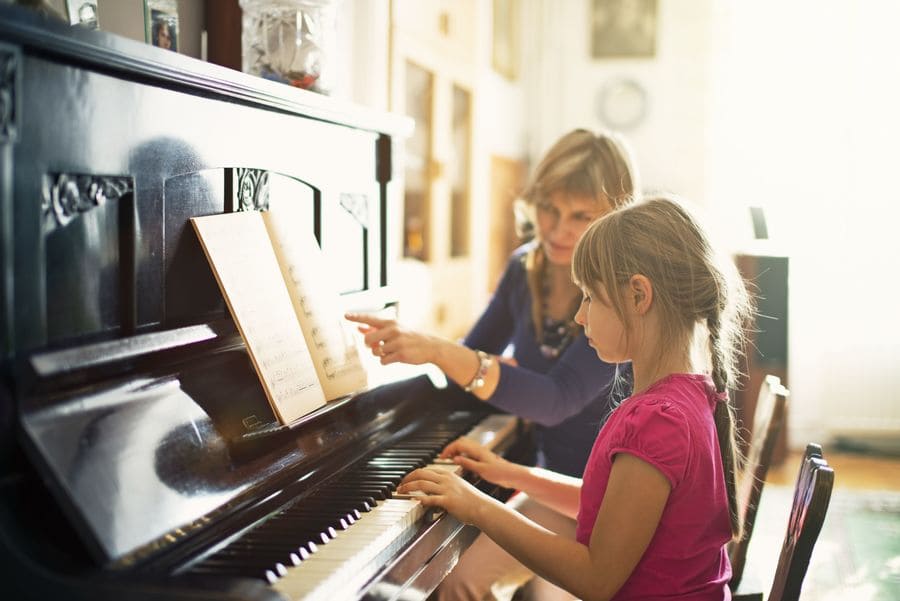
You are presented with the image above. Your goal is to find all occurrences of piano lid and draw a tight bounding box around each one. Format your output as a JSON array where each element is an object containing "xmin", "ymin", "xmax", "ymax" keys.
[{"xmin": 17, "ymin": 323, "xmax": 433, "ymax": 569}]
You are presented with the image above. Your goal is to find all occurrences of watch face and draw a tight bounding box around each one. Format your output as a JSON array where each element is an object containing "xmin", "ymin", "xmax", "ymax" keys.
[{"xmin": 597, "ymin": 78, "xmax": 648, "ymax": 130}]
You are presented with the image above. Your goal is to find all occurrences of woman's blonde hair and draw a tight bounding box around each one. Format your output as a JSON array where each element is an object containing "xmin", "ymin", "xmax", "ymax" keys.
[
  {"xmin": 572, "ymin": 195, "xmax": 753, "ymax": 540},
  {"xmin": 517, "ymin": 129, "xmax": 640, "ymax": 339},
  {"xmin": 515, "ymin": 128, "xmax": 639, "ymax": 238}
]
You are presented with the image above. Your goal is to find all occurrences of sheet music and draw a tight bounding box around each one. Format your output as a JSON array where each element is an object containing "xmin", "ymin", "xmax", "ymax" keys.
[
  {"xmin": 262, "ymin": 206, "xmax": 368, "ymax": 401},
  {"xmin": 191, "ymin": 212, "xmax": 326, "ymax": 424}
]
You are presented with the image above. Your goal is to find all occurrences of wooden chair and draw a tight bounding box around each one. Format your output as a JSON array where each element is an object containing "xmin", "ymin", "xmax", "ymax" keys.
[
  {"xmin": 729, "ymin": 375, "xmax": 790, "ymax": 589},
  {"xmin": 734, "ymin": 443, "xmax": 834, "ymax": 601},
  {"xmin": 767, "ymin": 445, "xmax": 834, "ymax": 601}
]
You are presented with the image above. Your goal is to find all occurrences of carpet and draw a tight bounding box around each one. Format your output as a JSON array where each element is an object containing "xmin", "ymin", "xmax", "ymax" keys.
[{"xmin": 744, "ymin": 486, "xmax": 900, "ymax": 601}]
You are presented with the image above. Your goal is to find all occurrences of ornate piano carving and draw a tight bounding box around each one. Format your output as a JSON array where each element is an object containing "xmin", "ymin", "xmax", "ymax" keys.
[{"xmin": 0, "ymin": 7, "xmax": 528, "ymax": 600}]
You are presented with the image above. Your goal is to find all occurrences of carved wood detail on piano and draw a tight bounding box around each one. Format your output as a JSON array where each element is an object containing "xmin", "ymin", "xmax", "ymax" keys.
[
  {"xmin": 234, "ymin": 168, "xmax": 270, "ymax": 212},
  {"xmin": 41, "ymin": 173, "xmax": 134, "ymax": 234},
  {"xmin": 0, "ymin": 44, "xmax": 17, "ymax": 143}
]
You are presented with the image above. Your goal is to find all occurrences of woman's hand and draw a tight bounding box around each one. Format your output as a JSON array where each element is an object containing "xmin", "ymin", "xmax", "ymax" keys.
[
  {"xmin": 441, "ymin": 437, "xmax": 521, "ymax": 489},
  {"xmin": 345, "ymin": 313, "xmax": 439, "ymax": 365},
  {"xmin": 397, "ymin": 468, "xmax": 493, "ymax": 525}
]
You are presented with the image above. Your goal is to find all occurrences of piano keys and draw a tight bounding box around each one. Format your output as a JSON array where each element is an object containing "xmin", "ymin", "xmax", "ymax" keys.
[{"xmin": 187, "ymin": 414, "xmax": 518, "ymax": 598}]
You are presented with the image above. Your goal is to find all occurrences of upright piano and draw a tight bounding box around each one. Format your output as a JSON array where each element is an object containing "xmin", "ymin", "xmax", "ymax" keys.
[{"xmin": 0, "ymin": 7, "xmax": 527, "ymax": 600}]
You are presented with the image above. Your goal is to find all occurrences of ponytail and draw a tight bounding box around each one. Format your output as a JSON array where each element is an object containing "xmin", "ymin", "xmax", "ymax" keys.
[{"xmin": 709, "ymin": 314, "xmax": 743, "ymax": 541}]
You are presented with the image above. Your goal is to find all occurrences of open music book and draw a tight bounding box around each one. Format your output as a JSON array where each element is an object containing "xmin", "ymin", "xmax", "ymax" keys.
[{"xmin": 191, "ymin": 207, "xmax": 368, "ymax": 425}]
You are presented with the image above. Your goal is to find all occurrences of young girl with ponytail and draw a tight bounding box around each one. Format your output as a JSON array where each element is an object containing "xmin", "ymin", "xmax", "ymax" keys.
[{"xmin": 397, "ymin": 195, "xmax": 752, "ymax": 601}]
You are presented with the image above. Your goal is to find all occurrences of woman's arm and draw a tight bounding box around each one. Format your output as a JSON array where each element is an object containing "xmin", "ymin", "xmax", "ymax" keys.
[
  {"xmin": 489, "ymin": 338, "xmax": 621, "ymax": 426},
  {"xmin": 344, "ymin": 313, "xmax": 503, "ymax": 400},
  {"xmin": 399, "ymin": 453, "xmax": 670, "ymax": 601},
  {"xmin": 345, "ymin": 252, "xmax": 521, "ymax": 398}
]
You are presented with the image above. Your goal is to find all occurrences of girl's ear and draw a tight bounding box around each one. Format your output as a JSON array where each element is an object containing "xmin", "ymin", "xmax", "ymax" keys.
[{"xmin": 629, "ymin": 274, "xmax": 653, "ymax": 315}]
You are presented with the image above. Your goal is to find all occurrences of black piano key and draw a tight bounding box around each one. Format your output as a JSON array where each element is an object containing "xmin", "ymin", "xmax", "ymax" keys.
[
  {"xmin": 193, "ymin": 558, "xmax": 287, "ymax": 582},
  {"xmin": 276, "ymin": 510, "xmax": 353, "ymax": 531},
  {"xmin": 248, "ymin": 525, "xmax": 335, "ymax": 547}
]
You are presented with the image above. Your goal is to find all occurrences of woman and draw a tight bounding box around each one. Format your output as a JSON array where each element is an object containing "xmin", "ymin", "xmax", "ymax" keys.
[{"xmin": 347, "ymin": 128, "xmax": 639, "ymax": 600}]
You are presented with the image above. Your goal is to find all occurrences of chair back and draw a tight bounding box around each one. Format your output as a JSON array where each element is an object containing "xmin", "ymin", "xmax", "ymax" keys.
[
  {"xmin": 767, "ymin": 446, "xmax": 834, "ymax": 601},
  {"xmin": 729, "ymin": 375, "xmax": 790, "ymax": 588}
]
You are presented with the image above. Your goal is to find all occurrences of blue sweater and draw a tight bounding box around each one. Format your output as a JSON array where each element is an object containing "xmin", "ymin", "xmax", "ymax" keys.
[{"xmin": 464, "ymin": 244, "xmax": 626, "ymax": 477}]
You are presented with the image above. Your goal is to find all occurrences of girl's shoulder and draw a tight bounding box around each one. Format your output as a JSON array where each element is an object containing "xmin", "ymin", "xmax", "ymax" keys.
[
  {"xmin": 610, "ymin": 373, "xmax": 718, "ymax": 433},
  {"xmin": 602, "ymin": 385, "xmax": 695, "ymax": 486}
]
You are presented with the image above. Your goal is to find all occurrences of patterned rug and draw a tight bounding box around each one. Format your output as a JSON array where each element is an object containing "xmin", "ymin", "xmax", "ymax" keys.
[{"xmin": 744, "ymin": 486, "xmax": 900, "ymax": 601}]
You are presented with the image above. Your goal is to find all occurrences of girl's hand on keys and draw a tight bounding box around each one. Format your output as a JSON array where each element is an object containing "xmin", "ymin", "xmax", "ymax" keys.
[
  {"xmin": 397, "ymin": 468, "xmax": 492, "ymax": 526},
  {"xmin": 440, "ymin": 437, "xmax": 520, "ymax": 489}
]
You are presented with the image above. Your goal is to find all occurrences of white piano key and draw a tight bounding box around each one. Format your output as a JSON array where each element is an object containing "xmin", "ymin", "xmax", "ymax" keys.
[{"xmin": 270, "ymin": 415, "xmax": 517, "ymax": 600}]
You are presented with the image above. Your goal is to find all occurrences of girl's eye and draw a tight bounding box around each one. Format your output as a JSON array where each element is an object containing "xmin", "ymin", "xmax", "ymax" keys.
[{"xmin": 574, "ymin": 213, "xmax": 595, "ymax": 222}]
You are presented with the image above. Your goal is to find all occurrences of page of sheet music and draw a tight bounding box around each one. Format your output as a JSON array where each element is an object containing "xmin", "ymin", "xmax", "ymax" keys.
[
  {"xmin": 262, "ymin": 206, "xmax": 368, "ymax": 401},
  {"xmin": 191, "ymin": 212, "xmax": 326, "ymax": 424}
]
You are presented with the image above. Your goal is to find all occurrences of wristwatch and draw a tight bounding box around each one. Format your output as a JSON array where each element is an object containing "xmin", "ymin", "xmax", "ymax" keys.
[{"xmin": 463, "ymin": 350, "xmax": 493, "ymax": 393}]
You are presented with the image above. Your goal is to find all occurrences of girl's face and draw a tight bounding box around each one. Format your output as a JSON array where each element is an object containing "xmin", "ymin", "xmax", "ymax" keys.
[
  {"xmin": 536, "ymin": 192, "xmax": 611, "ymax": 266},
  {"xmin": 574, "ymin": 282, "xmax": 630, "ymax": 363}
]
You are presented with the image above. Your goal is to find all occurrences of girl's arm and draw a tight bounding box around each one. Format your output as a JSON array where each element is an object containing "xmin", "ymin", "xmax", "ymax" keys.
[
  {"xmin": 442, "ymin": 437, "xmax": 583, "ymax": 519},
  {"xmin": 399, "ymin": 452, "xmax": 670, "ymax": 601}
]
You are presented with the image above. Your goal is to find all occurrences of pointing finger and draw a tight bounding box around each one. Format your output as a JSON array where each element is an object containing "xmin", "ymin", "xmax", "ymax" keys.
[{"xmin": 345, "ymin": 312, "xmax": 392, "ymax": 328}]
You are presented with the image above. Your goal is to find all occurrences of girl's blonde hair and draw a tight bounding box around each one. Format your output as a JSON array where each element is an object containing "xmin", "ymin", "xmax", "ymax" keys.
[
  {"xmin": 516, "ymin": 129, "xmax": 640, "ymax": 339},
  {"xmin": 572, "ymin": 195, "xmax": 753, "ymax": 540}
]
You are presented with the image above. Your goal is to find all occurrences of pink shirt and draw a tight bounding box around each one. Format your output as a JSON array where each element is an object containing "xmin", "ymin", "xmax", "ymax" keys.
[{"xmin": 576, "ymin": 373, "xmax": 732, "ymax": 601}]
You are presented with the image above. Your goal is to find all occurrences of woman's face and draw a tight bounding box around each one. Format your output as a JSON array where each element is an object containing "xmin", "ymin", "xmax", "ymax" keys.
[{"xmin": 536, "ymin": 191, "xmax": 611, "ymax": 266}]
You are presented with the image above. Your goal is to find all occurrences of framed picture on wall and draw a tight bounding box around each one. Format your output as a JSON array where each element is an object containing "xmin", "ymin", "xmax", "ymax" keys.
[
  {"xmin": 66, "ymin": 0, "xmax": 99, "ymax": 29},
  {"xmin": 144, "ymin": 0, "xmax": 179, "ymax": 52},
  {"xmin": 591, "ymin": 0, "xmax": 657, "ymax": 59}
]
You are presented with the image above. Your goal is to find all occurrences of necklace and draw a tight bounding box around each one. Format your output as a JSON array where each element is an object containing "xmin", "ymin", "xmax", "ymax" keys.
[{"xmin": 539, "ymin": 266, "xmax": 577, "ymax": 359}]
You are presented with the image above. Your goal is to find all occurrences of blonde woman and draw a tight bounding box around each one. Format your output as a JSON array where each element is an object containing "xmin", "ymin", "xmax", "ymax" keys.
[
  {"xmin": 347, "ymin": 129, "xmax": 638, "ymax": 600},
  {"xmin": 398, "ymin": 196, "xmax": 752, "ymax": 601}
]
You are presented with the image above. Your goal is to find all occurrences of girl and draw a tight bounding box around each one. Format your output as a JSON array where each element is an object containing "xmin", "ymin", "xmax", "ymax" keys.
[
  {"xmin": 347, "ymin": 129, "xmax": 638, "ymax": 600},
  {"xmin": 397, "ymin": 196, "xmax": 752, "ymax": 601}
]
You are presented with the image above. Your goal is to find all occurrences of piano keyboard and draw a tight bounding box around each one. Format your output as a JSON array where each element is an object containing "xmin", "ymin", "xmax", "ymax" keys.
[{"xmin": 185, "ymin": 413, "xmax": 518, "ymax": 600}]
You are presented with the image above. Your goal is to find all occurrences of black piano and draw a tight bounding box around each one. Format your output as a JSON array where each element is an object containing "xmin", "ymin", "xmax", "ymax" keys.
[{"xmin": 0, "ymin": 7, "xmax": 528, "ymax": 600}]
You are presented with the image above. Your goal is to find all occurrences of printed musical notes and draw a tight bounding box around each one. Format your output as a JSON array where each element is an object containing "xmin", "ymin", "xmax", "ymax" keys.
[
  {"xmin": 191, "ymin": 212, "xmax": 326, "ymax": 424},
  {"xmin": 262, "ymin": 205, "xmax": 368, "ymax": 398},
  {"xmin": 192, "ymin": 206, "xmax": 367, "ymax": 426}
]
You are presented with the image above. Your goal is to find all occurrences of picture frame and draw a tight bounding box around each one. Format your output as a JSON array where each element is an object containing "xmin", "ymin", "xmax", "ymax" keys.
[
  {"xmin": 492, "ymin": 0, "xmax": 519, "ymax": 80},
  {"xmin": 591, "ymin": 0, "xmax": 658, "ymax": 59},
  {"xmin": 65, "ymin": 0, "xmax": 99, "ymax": 30},
  {"xmin": 144, "ymin": 0, "xmax": 179, "ymax": 52}
]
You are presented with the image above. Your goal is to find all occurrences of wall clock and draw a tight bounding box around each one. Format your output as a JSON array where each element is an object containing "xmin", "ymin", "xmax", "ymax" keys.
[{"xmin": 596, "ymin": 77, "xmax": 648, "ymax": 130}]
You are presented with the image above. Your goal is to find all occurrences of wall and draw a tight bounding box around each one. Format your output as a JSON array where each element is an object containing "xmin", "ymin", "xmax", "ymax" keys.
[
  {"xmin": 523, "ymin": 0, "xmax": 715, "ymax": 206},
  {"xmin": 707, "ymin": 0, "xmax": 900, "ymax": 451}
]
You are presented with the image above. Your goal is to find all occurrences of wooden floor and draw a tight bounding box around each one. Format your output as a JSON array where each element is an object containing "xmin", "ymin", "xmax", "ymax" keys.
[{"xmin": 766, "ymin": 448, "xmax": 900, "ymax": 490}]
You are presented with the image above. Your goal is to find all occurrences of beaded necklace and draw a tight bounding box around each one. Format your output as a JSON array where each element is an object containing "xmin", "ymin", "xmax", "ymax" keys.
[{"xmin": 538, "ymin": 264, "xmax": 579, "ymax": 359}]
